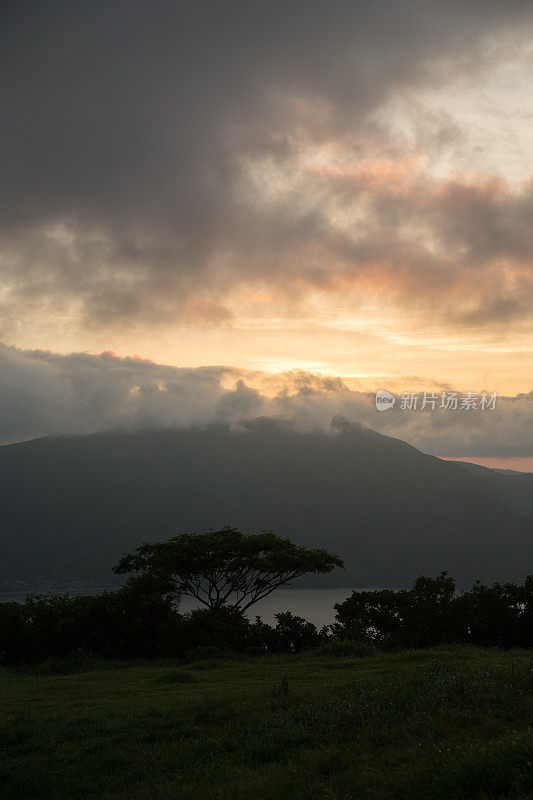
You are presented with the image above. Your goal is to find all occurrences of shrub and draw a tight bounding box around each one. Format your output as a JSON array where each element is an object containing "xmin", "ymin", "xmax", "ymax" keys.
[{"xmin": 334, "ymin": 573, "xmax": 532, "ymax": 650}]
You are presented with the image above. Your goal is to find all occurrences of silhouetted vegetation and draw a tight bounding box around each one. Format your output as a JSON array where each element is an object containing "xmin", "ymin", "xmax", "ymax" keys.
[
  {"xmin": 113, "ymin": 527, "xmax": 343, "ymax": 611},
  {"xmin": 0, "ymin": 570, "xmax": 530, "ymax": 666},
  {"xmin": 334, "ymin": 572, "xmax": 532, "ymax": 650}
]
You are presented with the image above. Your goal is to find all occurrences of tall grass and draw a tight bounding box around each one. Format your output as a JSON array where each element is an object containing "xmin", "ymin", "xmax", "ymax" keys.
[{"xmin": 0, "ymin": 646, "xmax": 531, "ymax": 799}]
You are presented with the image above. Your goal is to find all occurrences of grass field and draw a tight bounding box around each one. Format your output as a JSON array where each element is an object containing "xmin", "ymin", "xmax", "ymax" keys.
[{"xmin": 0, "ymin": 645, "xmax": 531, "ymax": 799}]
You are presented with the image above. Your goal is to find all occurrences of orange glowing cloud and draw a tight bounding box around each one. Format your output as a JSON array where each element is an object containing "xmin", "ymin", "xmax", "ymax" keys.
[{"xmin": 302, "ymin": 152, "xmax": 424, "ymax": 195}]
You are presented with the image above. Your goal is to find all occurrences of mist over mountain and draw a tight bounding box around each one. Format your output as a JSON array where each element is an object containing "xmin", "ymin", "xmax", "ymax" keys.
[{"xmin": 0, "ymin": 420, "xmax": 531, "ymax": 589}]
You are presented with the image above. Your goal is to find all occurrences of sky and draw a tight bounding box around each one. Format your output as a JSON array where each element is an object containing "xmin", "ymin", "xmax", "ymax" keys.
[{"xmin": 1, "ymin": 1, "xmax": 532, "ymax": 468}]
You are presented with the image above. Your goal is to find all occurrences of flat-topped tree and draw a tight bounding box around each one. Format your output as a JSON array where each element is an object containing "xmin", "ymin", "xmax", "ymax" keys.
[{"xmin": 113, "ymin": 527, "xmax": 343, "ymax": 612}]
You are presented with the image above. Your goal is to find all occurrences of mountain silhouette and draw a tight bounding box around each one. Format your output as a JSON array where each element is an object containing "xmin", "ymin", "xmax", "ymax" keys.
[{"xmin": 0, "ymin": 420, "xmax": 531, "ymax": 588}]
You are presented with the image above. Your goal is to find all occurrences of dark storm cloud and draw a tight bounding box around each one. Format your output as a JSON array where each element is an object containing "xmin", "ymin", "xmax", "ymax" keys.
[
  {"xmin": 1, "ymin": 345, "xmax": 531, "ymax": 458},
  {"xmin": 1, "ymin": 0, "xmax": 532, "ymax": 328}
]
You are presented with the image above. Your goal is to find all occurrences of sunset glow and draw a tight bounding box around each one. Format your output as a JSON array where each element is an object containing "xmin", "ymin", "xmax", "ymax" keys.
[{"xmin": 1, "ymin": 2, "xmax": 532, "ymax": 467}]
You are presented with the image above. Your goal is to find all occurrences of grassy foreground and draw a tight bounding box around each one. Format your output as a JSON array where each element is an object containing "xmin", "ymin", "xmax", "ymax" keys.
[{"xmin": 0, "ymin": 646, "xmax": 531, "ymax": 800}]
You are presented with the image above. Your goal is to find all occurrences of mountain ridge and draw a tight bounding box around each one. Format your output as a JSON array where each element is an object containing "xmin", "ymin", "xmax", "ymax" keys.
[{"xmin": 0, "ymin": 422, "xmax": 531, "ymax": 588}]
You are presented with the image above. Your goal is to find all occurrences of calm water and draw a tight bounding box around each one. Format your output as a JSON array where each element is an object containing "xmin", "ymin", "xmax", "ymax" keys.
[
  {"xmin": 0, "ymin": 587, "xmax": 375, "ymax": 628},
  {"xmin": 177, "ymin": 587, "xmax": 368, "ymax": 627}
]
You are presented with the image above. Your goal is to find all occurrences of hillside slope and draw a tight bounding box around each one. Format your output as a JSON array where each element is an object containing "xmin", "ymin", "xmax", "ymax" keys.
[{"xmin": 0, "ymin": 421, "xmax": 531, "ymax": 587}]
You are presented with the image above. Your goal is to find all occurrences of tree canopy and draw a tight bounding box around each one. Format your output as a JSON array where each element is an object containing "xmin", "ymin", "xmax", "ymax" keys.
[
  {"xmin": 113, "ymin": 527, "xmax": 343, "ymax": 612},
  {"xmin": 333, "ymin": 572, "xmax": 532, "ymax": 648}
]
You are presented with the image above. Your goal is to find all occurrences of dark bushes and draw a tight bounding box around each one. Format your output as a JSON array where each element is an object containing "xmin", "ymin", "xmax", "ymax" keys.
[
  {"xmin": 0, "ymin": 587, "xmax": 323, "ymax": 665},
  {"xmin": 1, "ymin": 573, "xmax": 530, "ymax": 666},
  {"xmin": 0, "ymin": 576, "xmax": 180, "ymax": 665},
  {"xmin": 334, "ymin": 573, "xmax": 532, "ymax": 650}
]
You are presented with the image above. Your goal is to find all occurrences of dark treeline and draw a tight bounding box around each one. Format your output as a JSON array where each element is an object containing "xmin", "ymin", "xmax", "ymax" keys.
[
  {"xmin": 0, "ymin": 572, "xmax": 530, "ymax": 667},
  {"xmin": 333, "ymin": 572, "xmax": 532, "ymax": 650}
]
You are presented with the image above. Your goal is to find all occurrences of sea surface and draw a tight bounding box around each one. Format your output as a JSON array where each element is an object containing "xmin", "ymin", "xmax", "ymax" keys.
[{"xmin": 180, "ymin": 587, "xmax": 363, "ymax": 627}]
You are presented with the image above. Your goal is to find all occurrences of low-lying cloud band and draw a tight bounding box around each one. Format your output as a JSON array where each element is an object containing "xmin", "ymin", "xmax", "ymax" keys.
[{"xmin": 1, "ymin": 345, "xmax": 531, "ymax": 464}]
